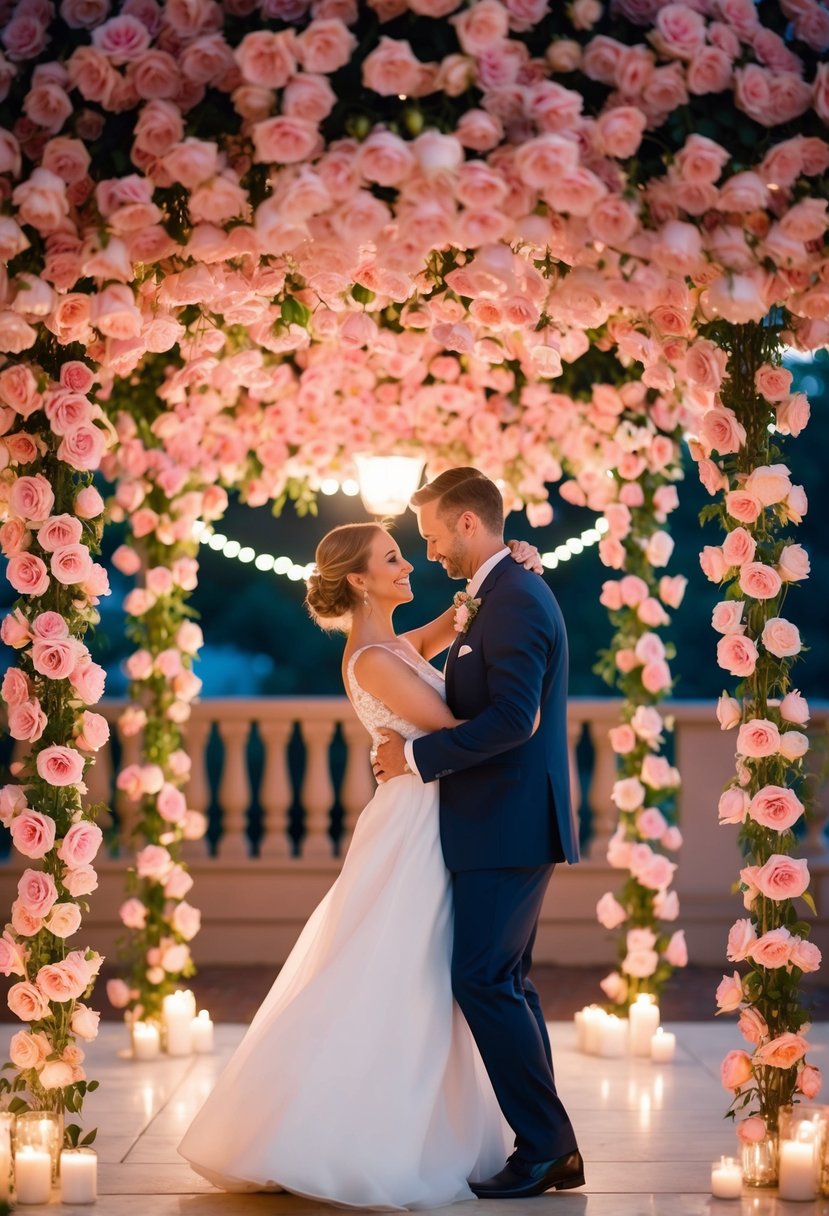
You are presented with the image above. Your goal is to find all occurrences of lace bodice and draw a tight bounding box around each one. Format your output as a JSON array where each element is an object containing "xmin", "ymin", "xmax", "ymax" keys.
[{"xmin": 346, "ymin": 642, "xmax": 446, "ymax": 745}]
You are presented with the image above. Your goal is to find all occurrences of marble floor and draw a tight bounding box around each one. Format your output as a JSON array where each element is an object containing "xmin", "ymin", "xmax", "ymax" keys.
[{"xmin": 1, "ymin": 1021, "xmax": 827, "ymax": 1216}]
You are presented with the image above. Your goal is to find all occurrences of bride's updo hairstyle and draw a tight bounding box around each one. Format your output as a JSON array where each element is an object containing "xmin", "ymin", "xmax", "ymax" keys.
[{"xmin": 305, "ymin": 522, "xmax": 385, "ymax": 632}]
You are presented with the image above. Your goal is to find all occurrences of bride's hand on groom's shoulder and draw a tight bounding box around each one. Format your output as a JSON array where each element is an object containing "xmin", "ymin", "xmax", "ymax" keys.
[{"xmin": 508, "ymin": 539, "xmax": 543, "ymax": 575}]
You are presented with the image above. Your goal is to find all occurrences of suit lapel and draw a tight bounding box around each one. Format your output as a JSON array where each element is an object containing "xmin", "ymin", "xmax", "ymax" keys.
[{"xmin": 445, "ymin": 557, "xmax": 512, "ymax": 700}]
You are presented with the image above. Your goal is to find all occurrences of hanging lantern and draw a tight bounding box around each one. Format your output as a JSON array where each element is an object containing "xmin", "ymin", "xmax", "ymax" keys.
[{"xmin": 354, "ymin": 454, "xmax": 425, "ymax": 516}]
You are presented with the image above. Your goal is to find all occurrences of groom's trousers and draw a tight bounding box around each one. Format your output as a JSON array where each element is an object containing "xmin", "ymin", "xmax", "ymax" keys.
[{"xmin": 450, "ymin": 865, "xmax": 578, "ymax": 1164}]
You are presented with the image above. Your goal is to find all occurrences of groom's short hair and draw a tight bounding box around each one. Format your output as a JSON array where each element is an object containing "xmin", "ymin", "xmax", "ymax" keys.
[{"xmin": 411, "ymin": 467, "xmax": 504, "ymax": 535}]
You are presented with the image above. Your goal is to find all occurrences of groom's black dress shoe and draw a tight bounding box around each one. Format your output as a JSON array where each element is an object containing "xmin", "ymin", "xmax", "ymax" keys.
[{"xmin": 470, "ymin": 1150, "xmax": 585, "ymax": 1199}]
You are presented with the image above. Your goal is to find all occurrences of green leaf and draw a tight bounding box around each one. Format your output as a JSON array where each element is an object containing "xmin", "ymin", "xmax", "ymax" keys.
[{"xmin": 801, "ymin": 891, "xmax": 816, "ymax": 915}]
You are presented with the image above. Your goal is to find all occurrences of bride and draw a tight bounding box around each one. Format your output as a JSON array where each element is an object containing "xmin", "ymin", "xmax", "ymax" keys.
[{"xmin": 178, "ymin": 521, "xmax": 540, "ymax": 1209}]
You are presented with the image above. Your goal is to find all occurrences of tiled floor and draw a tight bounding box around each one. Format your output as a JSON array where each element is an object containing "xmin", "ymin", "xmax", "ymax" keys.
[{"xmin": 1, "ymin": 1021, "xmax": 828, "ymax": 1215}]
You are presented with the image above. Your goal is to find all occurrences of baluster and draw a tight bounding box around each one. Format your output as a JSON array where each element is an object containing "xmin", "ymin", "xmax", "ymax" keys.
[
  {"xmin": 802, "ymin": 742, "xmax": 829, "ymax": 857},
  {"xmin": 216, "ymin": 720, "xmax": 251, "ymax": 859},
  {"xmin": 586, "ymin": 719, "xmax": 618, "ymax": 862},
  {"xmin": 299, "ymin": 718, "xmax": 336, "ymax": 859},
  {"xmin": 339, "ymin": 717, "xmax": 374, "ymax": 853},
  {"xmin": 257, "ymin": 719, "xmax": 293, "ymax": 859},
  {"xmin": 115, "ymin": 728, "xmax": 142, "ymax": 853},
  {"xmin": 181, "ymin": 715, "xmax": 212, "ymax": 861}
]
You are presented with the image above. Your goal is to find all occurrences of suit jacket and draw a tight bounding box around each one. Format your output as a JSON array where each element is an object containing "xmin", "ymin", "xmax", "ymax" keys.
[{"xmin": 412, "ymin": 558, "xmax": 580, "ymax": 871}]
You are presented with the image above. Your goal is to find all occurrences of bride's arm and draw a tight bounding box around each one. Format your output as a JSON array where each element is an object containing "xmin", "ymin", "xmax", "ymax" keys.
[
  {"xmin": 403, "ymin": 540, "xmax": 545, "ymax": 661},
  {"xmin": 353, "ymin": 649, "xmax": 460, "ymax": 733}
]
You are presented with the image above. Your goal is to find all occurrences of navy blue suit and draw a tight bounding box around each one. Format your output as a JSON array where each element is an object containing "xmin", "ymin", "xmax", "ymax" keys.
[{"xmin": 412, "ymin": 556, "xmax": 579, "ymax": 1163}]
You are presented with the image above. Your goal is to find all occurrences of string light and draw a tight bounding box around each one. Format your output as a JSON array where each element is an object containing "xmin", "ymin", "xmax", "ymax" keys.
[{"xmin": 192, "ymin": 516, "xmax": 609, "ymax": 582}]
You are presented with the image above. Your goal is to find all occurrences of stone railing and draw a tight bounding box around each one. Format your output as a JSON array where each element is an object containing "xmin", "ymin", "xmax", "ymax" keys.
[{"xmin": 1, "ymin": 698, "xmax": 827, "ymax": 966}]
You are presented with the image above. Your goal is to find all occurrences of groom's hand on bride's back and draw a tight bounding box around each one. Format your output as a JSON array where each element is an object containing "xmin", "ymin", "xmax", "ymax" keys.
[
  {"xmin": 507, "ymin": 539, "xmax": 543, "ymax": 575},
  {"xmin": 373, "ymin": 730, "xmax": 409, "ymax": 783}
]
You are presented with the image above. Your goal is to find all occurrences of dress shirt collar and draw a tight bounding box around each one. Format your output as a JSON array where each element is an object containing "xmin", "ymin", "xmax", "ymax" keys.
[{"xmin": 467, "ymin": 547, "xmax": 510, "ymax": 598}]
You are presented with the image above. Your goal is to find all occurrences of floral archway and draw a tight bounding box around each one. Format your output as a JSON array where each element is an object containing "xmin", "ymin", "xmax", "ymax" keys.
[{"xmin": 0, "ymin": 0, "xmax": 825, "ymax": 1168}]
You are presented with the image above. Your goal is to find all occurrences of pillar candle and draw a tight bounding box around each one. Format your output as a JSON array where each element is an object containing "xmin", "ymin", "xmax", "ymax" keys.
[
  {"xmin": 132, "ymin": 1021, "xmax": 160, "ymax": 1061},
  {"xmin": 583, "ymin": 1006, "xmax": 605, "ymax": 1055},
  {"xmin": 650, "ymin": 1027, "xmax": 676, "ymax": 1063},
  {"xmin": 163, "ymin": 991, "xmax": 194, "ymax": 1056},
  {"xmin": 60, "ymin": 1149, "xmax": 97, "ymax": 1205},
  {"xmin": 779, "ymin": 1123, "xmax": 818, "ymax": 1202},
  {"xmin": 15, "ymin": 1147, "xmax": 51, "ymax": 1205},
  {"xmin": 710, "ymin": 1156, "xmax": 741, "ymax": 1199},
  {"xmin": 598, "ymin": 1015, "xmax": 628, "ymax": 1058},
  {"xmin": 191, "ymin": 1010, "xmax": 214, "ymax": 1054},
  {"xmin": 629, "ymin": 994, "xmax": 660, "ymax": 1056}
]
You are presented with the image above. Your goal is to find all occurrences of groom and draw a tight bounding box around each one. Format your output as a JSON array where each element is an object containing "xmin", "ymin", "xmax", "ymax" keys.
[{"xmin": 374, "ymin": 467, "xmax": 584, "ymax": 1199}]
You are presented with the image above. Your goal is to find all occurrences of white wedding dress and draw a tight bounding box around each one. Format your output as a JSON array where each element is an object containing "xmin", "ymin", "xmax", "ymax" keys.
[{"xmin": 178, "ymin": 641, "xmax": 510, "ymax": 1209}]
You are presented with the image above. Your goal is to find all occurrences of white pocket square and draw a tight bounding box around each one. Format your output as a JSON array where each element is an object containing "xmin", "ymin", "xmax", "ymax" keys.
[{"xmin": 458, "ymin": 644, "xmax": 473, "ymax": 657}]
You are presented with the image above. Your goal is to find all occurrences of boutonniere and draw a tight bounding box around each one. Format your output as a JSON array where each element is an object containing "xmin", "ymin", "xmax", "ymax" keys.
[{"xmin": 452, "ymin": 590, "xmax": 481, "ymax": 635}]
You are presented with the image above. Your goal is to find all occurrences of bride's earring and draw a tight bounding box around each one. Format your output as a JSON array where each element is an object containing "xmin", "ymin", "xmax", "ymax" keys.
[{"xmin": 363, "ymin": 591, "xmax": 370, "ymax": 608}]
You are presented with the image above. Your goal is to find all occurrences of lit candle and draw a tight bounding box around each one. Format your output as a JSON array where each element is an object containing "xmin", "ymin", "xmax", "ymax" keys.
[
  {"xmin": 0, "ymin": 1123, "xmax": 10, "ymax": 1199},
  {"xmin": 779, "ymin": 1122, "xmax": 818, "ymax": 1201},
  {"xmin": 598, "ymin": 1014, "xmax": 628, "ymax": 1058},
  {"xmin": 163, "ymin": 991, "xmax": 195, "ymax": 1056},
  {"xmin": 583, "ymin": 1006, "xmax": 606, "ymax": 1055},
  {"xmin": 132, "ymin": 1021, "xmax": 160, "ymax": 1061},
  {"xmin": 710, "ymin": 1155, "xmax": 741, "ymax": 1199},
  {"xmin": 60, "ymin": 1148, "xmax": 97, "ymax": 1205},
  {"xmin": 629, "ymin": 994, "xmax": 660, "ymax": 1057},
  {"xmin": 191, "ymin": 1010, "xmax": 214, "ymax": 1054},
  {"xmin": 574, "ymin": 1008, "xmax": 587, "ymax": 1052},
  {"xmin": 15, "ymin": 1146, "xmax": 51, "ymax": 1205},
  {"xmin": 650, "ymin": 1027, "xmax": 676, "ymax": 1063}
]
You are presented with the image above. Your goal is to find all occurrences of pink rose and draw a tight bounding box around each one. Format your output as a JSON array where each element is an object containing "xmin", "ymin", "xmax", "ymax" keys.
[
  {"xmin": 776, "ymin": 393, "xmax": 810, "ymax": 438},
  {"xmin": 596, "ymin": 892, "xmax": 627, "ymax": 930},
  {"xmin": 634, "ymin": 854, "xmax": 677, "ymax": 891},
  {"xmin": 136, "ymin": 843, "xmax": 173, "ymax": 880},
  {"xmin": 8, "ymin": 699, "xmax": 47, "ymax": 743},
  {"xmin": 9, "ymin": 474, "xmax": 54, "ymax": 521},
  {"xmin": 744, "ymin": 464, "xmax": 791, "ymax": 506},
  {"xmin": 754, "ymin": 1032, "xmax": 808, "ymax": 1069},
  {"xmin": 599, "ymin": 970, "xmax": 628, "ymax": 1005},
  {"xmin": 37, "ymin": 514, "xmax": 83, "ymax": 553},
  {"xmin": 699, "ymin": 545, "xmax": 727, "ymax": 583},
  {"xmin": 2, "ymin": 668, "xmax": 31, "ymax": 708},
  {"xmin": 608, "ymin": 724, "xmax": 636, "ymax": 754},
  {"xmin": 294, "ymin": 18, "xmax": 356, "ymax": 73},
  {"xmin": 736, "ymin": 719, "xmax": 780, "ymax": 758},
  {"xmin": 739, "ymin": 562, "xmax": 782, "ymax": 601},
  {"xmin": 737, "ymin": 1007, "xmax": 768, "ymax": 1046},
  {"xmin": 36, "ymin": 745, "xmax": 85, "ymax": 787},
  {"xmin": 719, "ymin": 787, "xmax": 749, "ymax": 825},
  {"xmin": 664, "ymin": 929, "xmax": 687, "ymax": 967},
  {"xmin": 726, "ymin": 919, "xmax": 756, "ymax": 963},
  {"xmin": 644, "ymin": 530, "xmax": 674, "ymax": 568},
  {"xmin": 737, "ymin": 1116, "xmax": 768, "ymax": 1144},
  {"xmin": 611, "ymin": 776, "xmax": 645, "ymax": 811},
  {"xmin": 658, "ymin": 575, "xmax": 686, "ymax": 608},
  {"xmin": 57, "ymin": 422, "xmax": 107, "ymax": 471},
  {"xmin": 17, "ymin": 868, "xmax": 58, "ymax": 918},
  {"xmin": 749, "ymin": 926, "xmax": 793, "ymax": 969},
  {"xmin": 62, "ymin": 865, "xmax": 98, "ymax": 897},
  {"xmin": 119, "ymin": 898, "xmax": 147, "ymax": 929},
  {"xmin": 749, "ymin": 785, "xmax": 804, "ymax": 832},
  {"xmin": 70, "ymin": 1003, "xmax": 100, "ymax": 1041},
  {"xmin": 58, "ymin": 821, "xmax": 103, "ymax": 868},
  {"xmin": 779, "ymin": 731, "xmax": 808, "ymax": 762},
  {"xmin": 725, "ymin": 491, "xmax": 762, "ymax": 524},
  {"xmin": 753, "ymin": 854, "xmax": 810, "ymax": 901},
  {"xmin": 50, "ymin": 542, "xmax": 93, "ymax": 586},
  {"xmin": 596, "ymin": 105, "xmax": 647, "ymax": 158},
  {"xmin": 452, "ymin": 0, "xmax": 509, "ymax": 54},
  {"xmin": 9, "ymin": 1029, "xmax": 49, "ymax": 1069},
  {"xmin": 68, "ymin": 658, "xmax": 106, "ymax": 704},
  {"xmin": 46, "ymin": 902, "xmax": 82, "ymax": 939},
  {"xmin": 755, "ymin": 364, "xmax": 792, "ymax": 402},
  {"xmin": 10, "ymin": 810, "xmax": 56, "ymax": 859},
  {"xmin": 31, "ymin": 637, "xmax": 84, "ymax": 680},
  {"xmin": 699, "ymin": 407, "xmax": 746, "ymax": 456},
  {"xmin": 778, "ymin": 544, "xmax": 810, "ymax": 583},
  {"xmin": 780, "ymin": 689, "xmax": 809, "ymax": 725},
  {"xmin": 7, "ymin": 981, "xmax": 50, "ymax": 1022},
  {"xmin": 75, "ymin": 711, "xmax": 110, "ymax": 752},
  {"xmin": 721, "ymin": 527, "xmax": 756, "ymax": 568},
  {"xmin": 74, "ymin": 485, "xmax": 104, "ymax": 519},
  {"xmin": 165, "ymin": 864, "xmax": 194, "ymax": 899},
  {"xmin": 251, "ymin": 115, "xmax": 322, "ymax": 165},
  {"xmin": 797, "ymin": 1064, "xmax": 822, "ymax": 1100},
  {"xmin": 716, "ymin": 974, "xmax": 745, "ymax": 1015},
  {"xmin": 7, "ymin": 553, "xmax": 49, "ymax": 597},
  {"xmin": 0, "ymin": 364, "xmax": 40, "ymax": 416},
  {"xmin": 36, "ymin": 960, "xmax": 87, "ymax": 1003},
  {"xmin": 711, "ymin": 601, "xmax": 745, "ymax": 636},
  {"xmin": 761, "ymin": 616, "xmax": 801, "ymax": 657},
  {"xmin": 171, "ymin": 900, "xmax": 201, "ymax": 940},
  {"xmin": 623, "ymin": 948, "xmax": 659, "ymax": 978}
]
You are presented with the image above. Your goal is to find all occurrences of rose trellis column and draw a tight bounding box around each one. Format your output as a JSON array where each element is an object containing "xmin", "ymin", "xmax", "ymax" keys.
[
  {"xmin": 0, "ymin": 352, "xmax": 109, "ymax": 1133},
  {"xmin": 558, "ymin": 379, "xmax": 689, "ymax": 1011},
  {"xmin": 691, "ymin": 321, "xmax": 819, "ymax": 1158},
  {"xmin": 102, "ymin": 403, "xmax": 221, "ymax": 1026}
]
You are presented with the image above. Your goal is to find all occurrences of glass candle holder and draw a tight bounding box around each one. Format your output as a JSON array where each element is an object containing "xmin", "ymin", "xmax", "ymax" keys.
[
  {"xmin": 0, "ymin": 1113, "xmax": 14, "ymax": 1200},
  {"xmin": 15, "ymin": 1111, "xmax": 61, "ymax": 1181},
  {"xmin": 779, "ymin": 1104, "xmax": 825, "ymax": 1202},
  {"xmin": 741, "ymin": 1133, "xmax": 778, "ymax": 1188}
]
